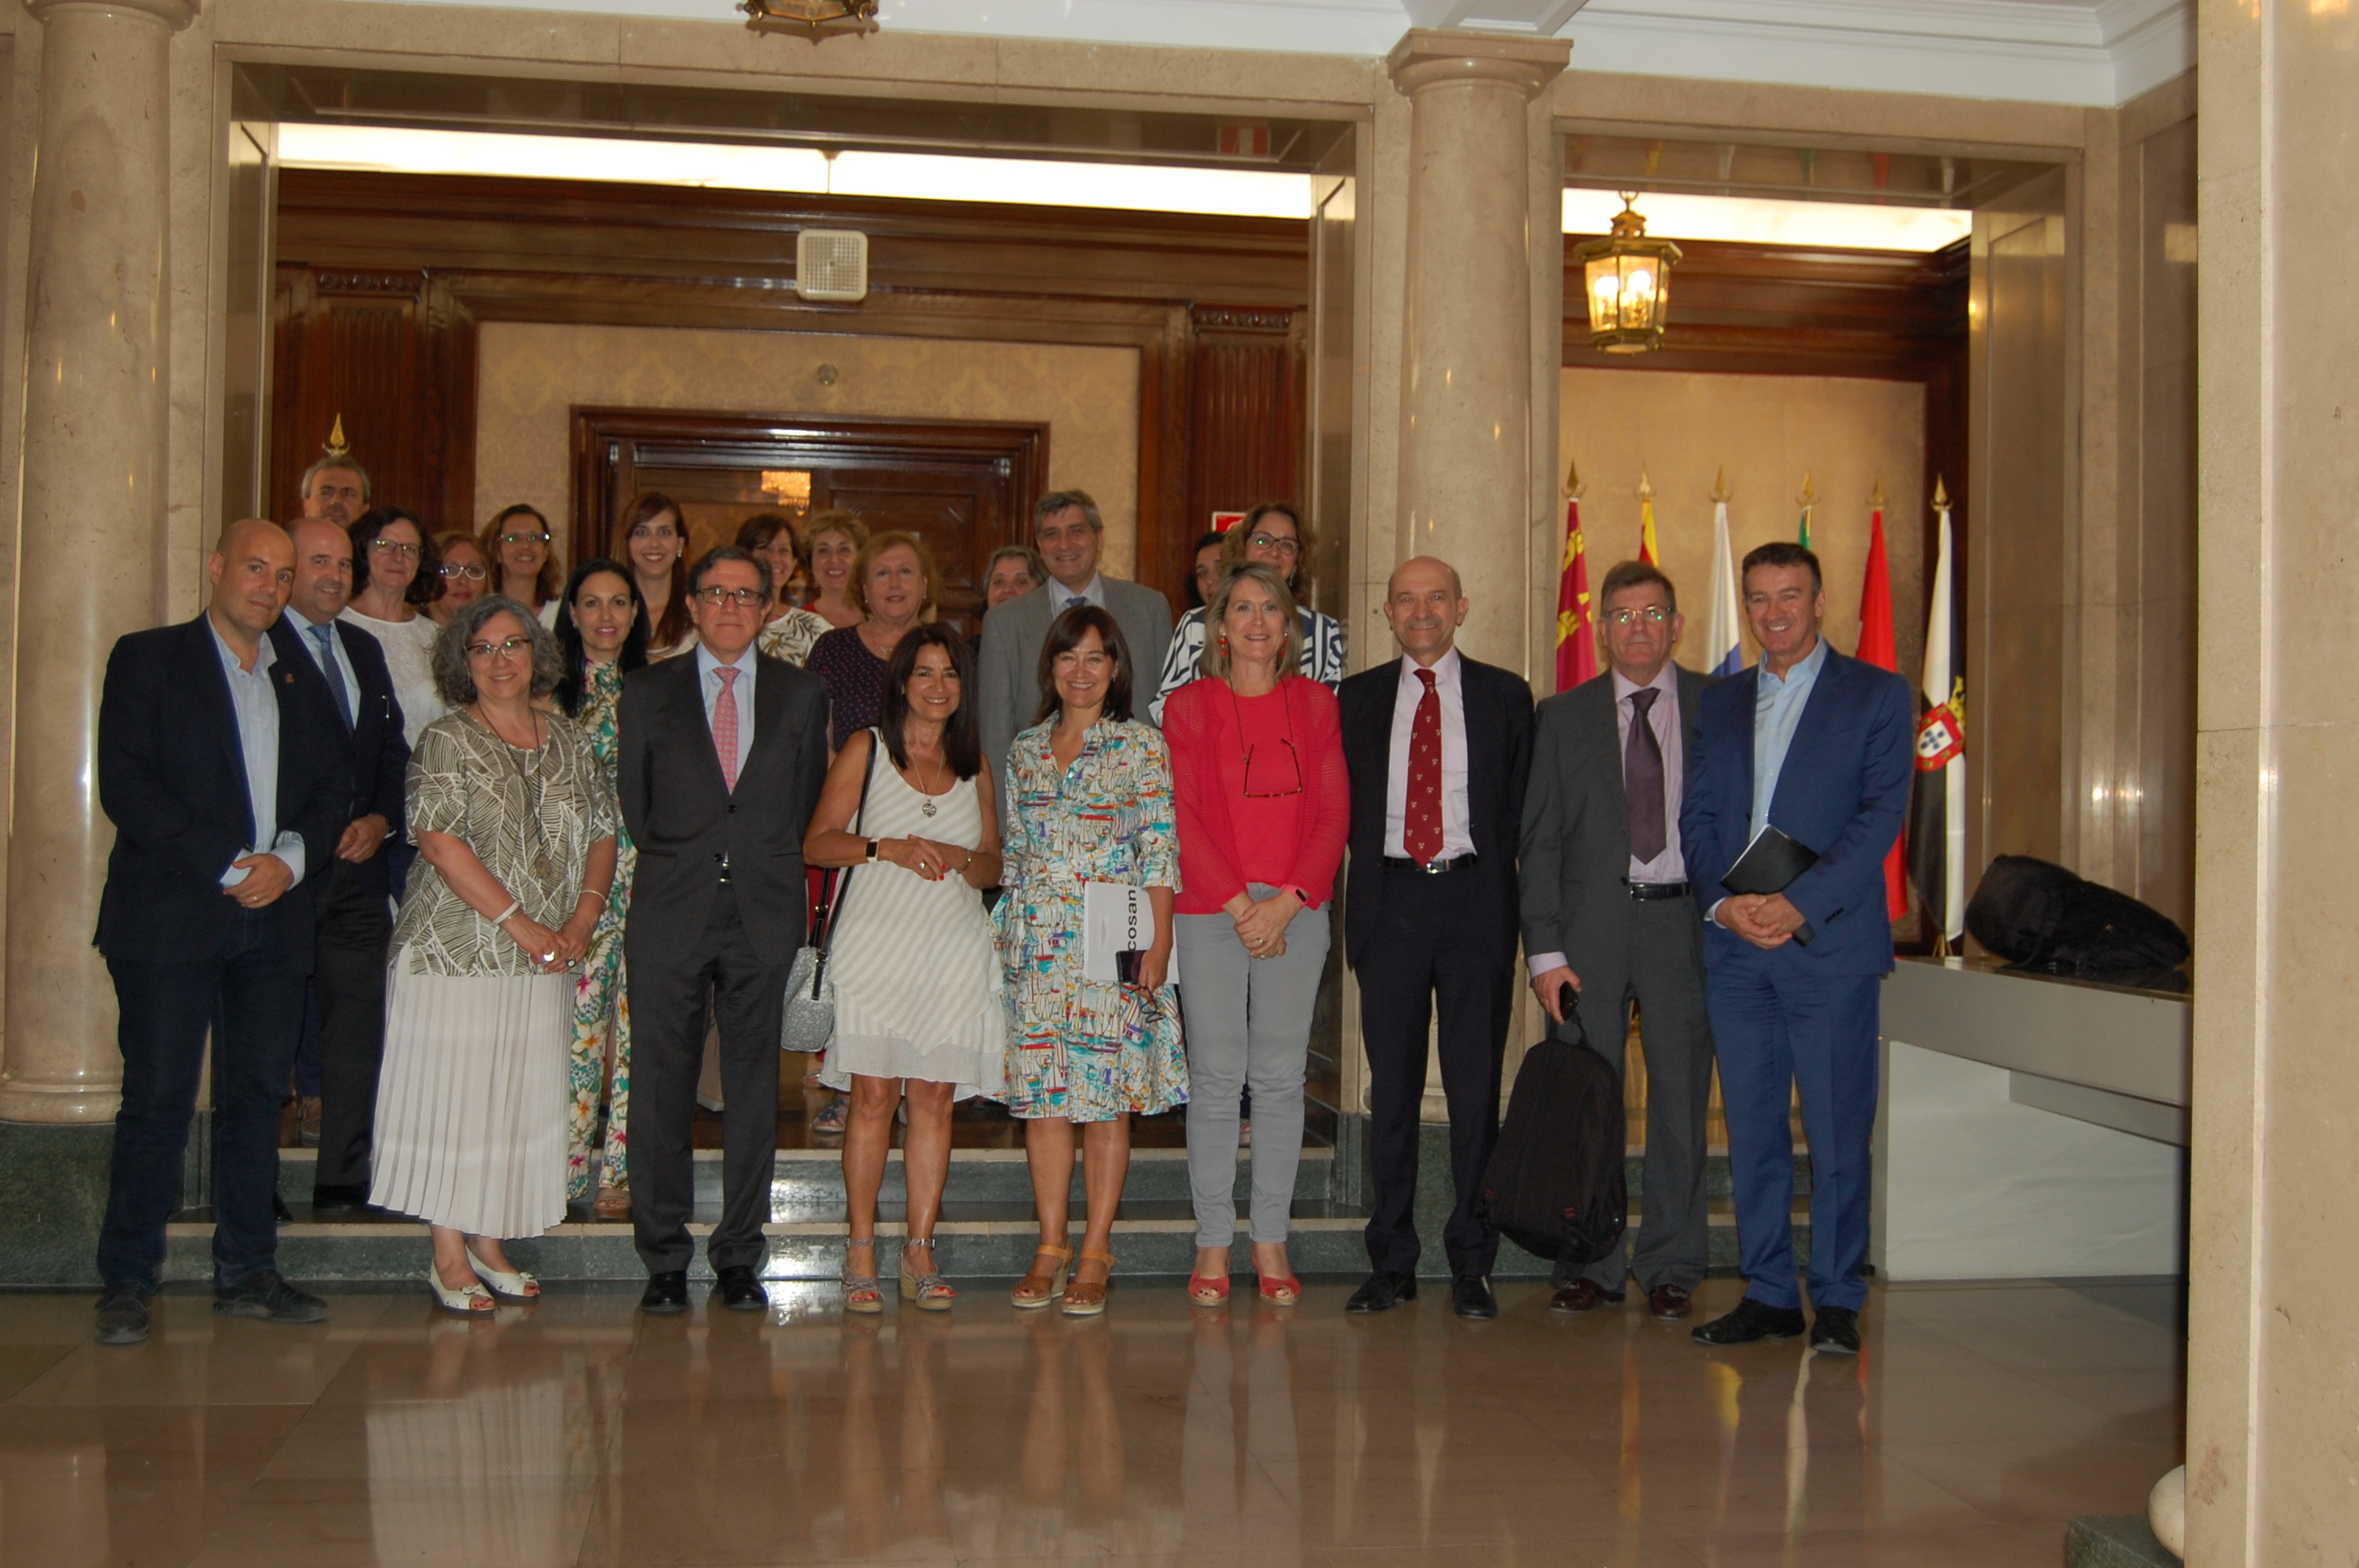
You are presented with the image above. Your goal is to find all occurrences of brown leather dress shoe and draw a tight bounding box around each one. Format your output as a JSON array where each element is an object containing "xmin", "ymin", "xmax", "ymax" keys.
[
  {"xmin": 1549, "ymin": 1279, "xmax": 1625, "ymax": 1314},
  {"xmin": 1647, "ymin": 1284, "xmax": 1694, "ymax": 1321}
]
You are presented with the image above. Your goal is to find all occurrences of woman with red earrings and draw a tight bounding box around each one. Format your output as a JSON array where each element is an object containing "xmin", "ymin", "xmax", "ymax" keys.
[{"xmin": 1161, "ymin": 562, "xmax": 1349, "ymax": 1308}]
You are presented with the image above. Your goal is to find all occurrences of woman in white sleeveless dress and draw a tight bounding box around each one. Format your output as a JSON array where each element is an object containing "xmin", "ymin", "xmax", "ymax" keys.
[{"xmin": 805, "ymin": 624, "xmax": 1005, "ymax": 1313}]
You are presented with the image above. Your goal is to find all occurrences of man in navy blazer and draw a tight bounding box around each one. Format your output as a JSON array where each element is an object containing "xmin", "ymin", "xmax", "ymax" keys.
[
  {"xmin": 1681, "ymin": 541, "xmax": 1912, "ymax": 1354},
  {"xmin": 269, "ymin": 520, "xmax": 409, "ymax": 1214},
  {"xmin": 92, "ymin": 520, "xmax": 353, "ymax": 1345}
]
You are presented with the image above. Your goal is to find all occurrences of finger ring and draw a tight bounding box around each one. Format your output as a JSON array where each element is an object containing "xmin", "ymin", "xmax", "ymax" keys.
[{"xmin": 541, "ymin": 951, "xmax": 555, "ymax": 964}]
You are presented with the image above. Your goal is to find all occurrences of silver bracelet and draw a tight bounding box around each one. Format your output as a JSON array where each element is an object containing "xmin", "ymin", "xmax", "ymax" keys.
[{"xmin": 490, "ymin": 898, "xmax": 522, "ymax": 926}]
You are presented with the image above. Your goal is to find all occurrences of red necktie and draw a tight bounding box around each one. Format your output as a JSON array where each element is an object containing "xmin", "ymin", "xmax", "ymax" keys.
[
  {"xmin": 1405, "ymin": 666, "xmax": 1443, "ymax": 866},
  {"xmin": 714, "ymin": 666, "xmax": 741, "ymax": 793}
]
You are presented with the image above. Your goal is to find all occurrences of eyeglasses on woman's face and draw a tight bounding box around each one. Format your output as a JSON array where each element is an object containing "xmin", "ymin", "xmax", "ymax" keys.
[
  {"xmin": 465, "ymin": 637, "xmax": 532, "ymax": 660},
  {"xmin": 441, "ymin": 561, "xmax": 488, "ymax": 581},
  {"xmin": 696, "ymin": 586, "xmax": 767, "ymax": 610},
  {"xmin": 1248, "ymin": 531, "xmax": 1302, "ymax": 558},
  {"xmin": 500, "ymin": 529, "xmax": 550, "ymax": 548},
  {"xmin": 370, "ymin": 538, "xmax": 422, "ymax": 561}
]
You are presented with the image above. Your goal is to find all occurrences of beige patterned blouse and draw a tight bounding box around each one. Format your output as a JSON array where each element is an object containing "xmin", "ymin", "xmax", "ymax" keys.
[{"xmin": 393, "ymin": 709, "xmax": 620, "ymax": 978}]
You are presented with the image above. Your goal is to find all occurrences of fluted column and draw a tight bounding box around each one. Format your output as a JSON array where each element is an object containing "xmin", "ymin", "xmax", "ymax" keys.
[
  {"xmin": 0, "ymin": 0, "xmax": 198, "ymax": 1123},
  {"xmin": 1387, "ymin": 29, "xmax": 1568, "ymax": 669}
]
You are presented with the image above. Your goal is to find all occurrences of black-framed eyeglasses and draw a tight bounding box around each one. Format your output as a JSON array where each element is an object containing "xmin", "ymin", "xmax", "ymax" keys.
[
  {"xmin": 500, "ymin": 530, "xmax": 550, "ymax": 547},
  {"xmin": 1230, "ymin": 685, "xmax": 1306, "ymax": 798},
  {"xmin": 696, "ymin": 586, "xmax": 766, "ymax": 609},
  {"xmin": 1248, "ymin": 532, "xmax": 1302, "ymax": 557},
  {"xmin": 441, "ymin": 561, "xmax": 488, "ymax": 580},
  {"xmin": 369, "ymin": 538, "xmax": 422, "ymax": 560},
  {"xmin": 465, "ymin": 637, "xmax": 532, "ymax": 659},
  {"xmin": 1605, "ymin": 607, "xmax": 1671, "ymax": 627}
]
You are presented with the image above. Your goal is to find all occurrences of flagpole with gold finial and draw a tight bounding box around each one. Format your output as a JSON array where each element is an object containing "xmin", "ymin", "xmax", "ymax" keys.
[
  {"xmin": 325, "ymin": 415, "xmax": 350, "ymax": 459},
  {"xmin": 1706, "ymin": 464, "xmax": 1743, "ymax": 675},
  {"xmin": 1796, "ymin": 470, "xmax": 1816, "ymax": 550}
]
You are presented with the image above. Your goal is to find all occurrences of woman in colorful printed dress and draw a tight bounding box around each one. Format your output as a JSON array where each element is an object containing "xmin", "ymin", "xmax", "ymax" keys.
[
  {"xmin": 554, "ymin": 560, "xmax": 651, "ymax": 1221},
  {"xmin": 995, "ymin": 606, "xmax": 1185, "ymax": 1316},
  {"xmin": 739, "ymin": 512, "xmax": 831, "ymax": 666}
]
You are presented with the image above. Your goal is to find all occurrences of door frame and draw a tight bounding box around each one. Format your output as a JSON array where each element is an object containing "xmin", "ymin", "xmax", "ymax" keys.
[{"xmin": 569, "ymin": 407, "xmax": 1051, "ymax": 570}]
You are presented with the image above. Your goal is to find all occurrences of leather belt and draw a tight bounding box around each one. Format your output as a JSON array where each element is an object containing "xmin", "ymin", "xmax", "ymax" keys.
[
  {"xmin": 1383, "ymin": 855, "xmax": 1477, "ymax": 876},
  {"xmin": 1626, "ymin": 880, "xmax": 1689, "ymax": 902}
]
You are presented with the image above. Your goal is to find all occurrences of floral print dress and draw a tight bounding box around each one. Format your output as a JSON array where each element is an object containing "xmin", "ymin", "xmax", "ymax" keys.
[
  {"xmin": 994, "ymin": 717, "xmax": 1187, "ymax": 1121},
  {"xmin": 567, "ymin": 656, "xmax": 637, "ymax": 1199}
]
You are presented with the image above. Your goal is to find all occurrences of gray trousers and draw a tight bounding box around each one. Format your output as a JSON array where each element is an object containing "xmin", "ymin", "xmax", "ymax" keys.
[
  {"xmin": 1176, "ymin": 886, "xmax": 1332, "ymax": 1249},
  {"xmin": 1566, "ymin": 893, "xmax": 1717, "ymax": 1294}
]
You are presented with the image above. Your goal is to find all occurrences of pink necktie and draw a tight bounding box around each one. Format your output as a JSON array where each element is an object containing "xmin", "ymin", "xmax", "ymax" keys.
[{"xmin": 714, "ymin": 666, "xmax": 741, "ymax": 793}]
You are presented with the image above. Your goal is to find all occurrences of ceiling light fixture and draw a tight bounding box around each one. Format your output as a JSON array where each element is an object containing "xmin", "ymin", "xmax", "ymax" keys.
[
  {"xmin": 1572, "ymin": 192, "xmax": 1681, "ymax": 354},
  {"xmin": 741, "ymin": 0, "xmax": 879, "ymax": 42}
]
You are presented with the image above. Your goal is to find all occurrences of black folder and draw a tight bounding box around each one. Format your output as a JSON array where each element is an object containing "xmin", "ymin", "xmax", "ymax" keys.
[{"xmin": 1721, "ymin": 826, "xmax": 1819, "ymax": 946}]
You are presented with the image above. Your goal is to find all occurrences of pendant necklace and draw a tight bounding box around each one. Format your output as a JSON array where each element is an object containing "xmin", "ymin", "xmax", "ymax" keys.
[{"xmin": 915, "ymin": 753, "xmax": 943, "ymax": 818}]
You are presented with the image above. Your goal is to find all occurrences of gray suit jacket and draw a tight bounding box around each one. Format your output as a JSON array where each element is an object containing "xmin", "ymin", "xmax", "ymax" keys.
[
  {"xmin": 976, "ymin": 575, "xmax": 1173, "ymax": 782},
  {"xmin": 1518, "ymin": 663, "xmax": 1713, "ymax": 975}
]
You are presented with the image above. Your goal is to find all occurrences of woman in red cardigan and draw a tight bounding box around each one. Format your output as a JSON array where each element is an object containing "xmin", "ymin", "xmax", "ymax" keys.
[{"xmin": 1165, "ymin": 562, "xmax": 1350, "ymax": 1307}]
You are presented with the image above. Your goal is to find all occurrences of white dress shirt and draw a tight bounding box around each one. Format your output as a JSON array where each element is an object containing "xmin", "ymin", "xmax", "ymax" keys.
[
  {"xmin": 696, "ymin": 641, "xmax": 758, "ymax": 783},
  {"xmin": 1050, "ymin": 573, "xmax": 1106, "ymax": 612},
  {"xmin": 208, "ymin": 619, "xmax": 306, "ymax": 888},
  {"xmin": 1383, "ymin": 647, "xmax": 1474, "ymax": 861}
]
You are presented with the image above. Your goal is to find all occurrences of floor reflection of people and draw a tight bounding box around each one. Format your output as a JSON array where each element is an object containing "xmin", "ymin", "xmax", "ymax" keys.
[
  {"xmin": 1182, "ymin": 1308, "xmax": 1304, "ymax": 1560},
  {"xmin": 367, "ymin": 1316, "xmax": 573, "ymax": 1568},
  {"xmin": 1010, "ymin": 1311, "xmax": 1147, "ymax": 1554},
  {"xmin": 834, "ymin": 1316, "xmax": 953, "ymax": 1557}
]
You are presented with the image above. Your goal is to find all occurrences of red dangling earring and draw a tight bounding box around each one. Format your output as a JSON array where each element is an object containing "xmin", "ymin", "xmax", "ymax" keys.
[{"xmin": 1219, "ymin": 633, "xmax": 1230, "ymax": 655}]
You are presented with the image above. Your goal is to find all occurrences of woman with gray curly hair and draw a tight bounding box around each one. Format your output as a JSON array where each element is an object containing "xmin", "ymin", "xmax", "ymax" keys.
[{"xmin": 369, "ymin": 596, "xmax": 621, "ymax": 1315}]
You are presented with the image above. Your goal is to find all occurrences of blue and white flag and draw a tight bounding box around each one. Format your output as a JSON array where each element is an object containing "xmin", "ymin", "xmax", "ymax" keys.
[{"xmin": 1705, "ymin": 496, "xmax": 1743, "ymax": 676}]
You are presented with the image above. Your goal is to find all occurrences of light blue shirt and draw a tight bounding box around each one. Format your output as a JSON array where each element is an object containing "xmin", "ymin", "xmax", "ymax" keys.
[
  {"xmin": 1750, "ymin": 633, "xmax": 1829, "ymax": 838},
  {"xmin": 207, "ymin": 618, "xmax": 307, "ymax": 888},
  {"xmin": 287, "ymin": 608, "xmax": 359, "ymax": 729},
  {"xmin": 696, "ymin": 641, "xmax": 757, "ymax": 782},
  {"xmin": 1052, "ymin": 573, "xmax": 1106, "ymax": 612}
]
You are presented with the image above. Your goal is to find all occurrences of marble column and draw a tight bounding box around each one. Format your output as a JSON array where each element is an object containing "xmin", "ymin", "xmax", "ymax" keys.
[
  {"xmin": 0, "ymin": 0, "xmax": 198, "ymax": 1123},
  {"xmin": 1387, "ymin": 29, "xmax": 1568, "ymax": 670},
  {"xmin": 2187, "ymin": 1, "xmax": 2359, "ymax": 1559}
]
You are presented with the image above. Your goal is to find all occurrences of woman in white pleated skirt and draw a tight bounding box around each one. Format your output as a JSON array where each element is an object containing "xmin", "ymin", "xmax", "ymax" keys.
[{"xmin": 369, "ymin": 597, "xmax": 620, "ymax": 1315}]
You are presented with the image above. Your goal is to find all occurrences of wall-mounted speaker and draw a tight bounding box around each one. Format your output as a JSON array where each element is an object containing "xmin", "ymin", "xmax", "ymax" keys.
[{"xmin": 796, "ymin": 230, "xmax": 870, "ymax": 302}]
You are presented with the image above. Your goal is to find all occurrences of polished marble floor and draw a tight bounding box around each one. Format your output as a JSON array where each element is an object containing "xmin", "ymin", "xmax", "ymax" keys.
[{"xmin": 0, "ymin": 1274, "xmax": 2181, "ymax": 1566}]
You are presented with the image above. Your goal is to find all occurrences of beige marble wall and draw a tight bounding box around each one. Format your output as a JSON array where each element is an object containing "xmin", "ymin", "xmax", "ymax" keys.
[
  {"xmin": 2187, "ymin": 2, "xmax": 2359, "ymax": 1559},
  {"xmin": 1558, "ymin": 369, "xmax": 1927, "ymax": 688},
  {"xmin": 473, "ymin": 324, "xmax": 1141, "ymax": 575}
]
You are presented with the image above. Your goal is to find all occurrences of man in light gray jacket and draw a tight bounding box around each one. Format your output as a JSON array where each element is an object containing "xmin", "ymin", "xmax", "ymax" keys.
[{"xmin": 976, "ymin": 488, "xmax": 1173, "ymax": 784}]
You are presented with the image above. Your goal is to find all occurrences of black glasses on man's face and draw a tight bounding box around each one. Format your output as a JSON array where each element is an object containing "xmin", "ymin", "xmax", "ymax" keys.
[
  {"xmin": 1605, "ymin": 607, "xmax": 1671, "ymax": 628},
  {"xmin": 696, "ymin": 586, "xmax": 766, "ymax": 610}
]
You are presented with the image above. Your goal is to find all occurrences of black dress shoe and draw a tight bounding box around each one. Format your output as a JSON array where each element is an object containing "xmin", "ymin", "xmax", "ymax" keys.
[
  {"xmin": 714, "ymin": 1266, "xmax": 769, "ymax": 1312},
  {"xmin": 1691, "ymin": 1295, "xmax": 1807, "ymax": 1345},
  {"xmin": 214, "ymin": 1270, "xmax": 329, "ymax": 1324},
  {"xmin": 95, "ymin": 1283, "xmax": 151, "ymax": 1345},
  {"xmin": 1809, "ymin": 1305, "xmax": 1861, "ymax": 1354},
  {"xmin": 1646, "ymin": 1284, "xmax": 1695, "ymax": 1322},
  {"xmin": 1451, "ymin": 1276, "xmax": 1498, "ymax": 1319},
  {"xmin": 1344, "ymin": 1272, "xmax": 1416, "ymax": 1313},
  {"xmin": 1550, "ymin": 1279, "xmax": 1624, "ymax": 1314},
  {"xmin": 310, "ymin": 1183, "xmax": 373, "ymax": 1216},
  {"xmin": 640, "ymin": 1271, "xmax": 690, "ymax": 1314}
]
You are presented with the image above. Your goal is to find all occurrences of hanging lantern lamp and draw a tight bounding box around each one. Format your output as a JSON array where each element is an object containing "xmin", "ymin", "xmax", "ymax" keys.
[{"xmin": 1572, "ymin": 192, "xmax": 1681, "ymax": 354}]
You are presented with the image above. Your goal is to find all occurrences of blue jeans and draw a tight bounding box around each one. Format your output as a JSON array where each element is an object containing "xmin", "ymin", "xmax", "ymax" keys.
[{"xmin": 98, "ymin": 908, "xmax": 307, "ymax": 1291}]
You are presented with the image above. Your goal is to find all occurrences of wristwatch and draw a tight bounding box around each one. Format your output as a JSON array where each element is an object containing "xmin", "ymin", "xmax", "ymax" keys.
[{"xmin": 865, "ymin": 838, "xmax": 881, "ymax": 863}]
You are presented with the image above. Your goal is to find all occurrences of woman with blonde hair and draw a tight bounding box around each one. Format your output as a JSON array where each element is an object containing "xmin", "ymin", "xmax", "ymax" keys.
[
  {"xmin": 805, "ymin": 530, "xmax": 941, "ymax": 750},
  {"xmin": 805, "ymin": 510, "xmax": 868, "ymax": 632}
]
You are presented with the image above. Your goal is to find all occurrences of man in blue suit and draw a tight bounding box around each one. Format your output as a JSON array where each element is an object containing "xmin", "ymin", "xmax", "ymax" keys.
[{"xmin": 1681, "ymin": 541, "xmax": 1913, "ymax": 1353}]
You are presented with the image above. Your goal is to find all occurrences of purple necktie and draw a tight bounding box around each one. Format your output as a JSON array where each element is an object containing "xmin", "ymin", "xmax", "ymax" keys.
[{"xmin": 1625, "ymin": 687, "xmax": 1667, "ymax": 864}]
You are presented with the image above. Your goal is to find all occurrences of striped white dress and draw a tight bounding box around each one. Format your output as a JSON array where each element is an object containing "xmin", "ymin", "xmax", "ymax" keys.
[{"xmin": 817, "ymin": 734, "xmax": 1007, "ymax": 1100}]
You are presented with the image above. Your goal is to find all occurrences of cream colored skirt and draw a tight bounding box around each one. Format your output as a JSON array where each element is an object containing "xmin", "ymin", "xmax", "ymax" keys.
[{"xmin": 369, "ymin": 953, "xmax": 572, "ymax": 1239}]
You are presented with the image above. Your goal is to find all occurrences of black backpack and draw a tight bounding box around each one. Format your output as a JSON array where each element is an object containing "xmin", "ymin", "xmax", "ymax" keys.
[
  {"xmin": 1478, "ymin": 1000, "xmax": 1627, "ymax": 1269},
  {"xmin": 1965, "ymin": 854, "xmax": 2190, "ymax": 980}
]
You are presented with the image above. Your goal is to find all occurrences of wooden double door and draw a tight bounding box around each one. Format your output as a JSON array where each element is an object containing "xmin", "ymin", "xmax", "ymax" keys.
[{"xmin": 572, "ymin": 408, "xmax": 1051, "ymax": 643}]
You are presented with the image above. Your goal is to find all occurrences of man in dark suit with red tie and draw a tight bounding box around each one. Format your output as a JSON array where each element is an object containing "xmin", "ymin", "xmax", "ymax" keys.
[{"xmin": 1339, "ymin": 557, "xmax": 1535, "ymax": 1319}]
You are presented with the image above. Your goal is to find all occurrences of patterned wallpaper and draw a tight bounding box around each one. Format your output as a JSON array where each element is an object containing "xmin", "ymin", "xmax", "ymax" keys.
[{"xmin": 475, "ymin": 323, "xmax": 1143, "ymax": 574}]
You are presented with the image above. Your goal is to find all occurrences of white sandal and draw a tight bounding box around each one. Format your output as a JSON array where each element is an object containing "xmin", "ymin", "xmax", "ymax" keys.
[
  {"xmin": 463, "ymin": 1248, "xmax": 540, "ymax": 1303},
  {"xmin": 428, "ymin": 1268, "xmax": 495, "ymax": 1316}
]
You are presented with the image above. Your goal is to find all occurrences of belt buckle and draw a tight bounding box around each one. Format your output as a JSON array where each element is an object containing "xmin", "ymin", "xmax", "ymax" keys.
[{"xmin": 1423, "ymin": 858, "xmax": 1445, "ymax": 876}]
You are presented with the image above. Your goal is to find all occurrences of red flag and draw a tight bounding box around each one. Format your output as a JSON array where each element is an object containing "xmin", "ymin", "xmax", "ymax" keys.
[
  {"xmin": 1856, "ymin": 503, "xmax": 1907, "ymax": 921},
  {"xmin": 1555, "ymin": 498, "xmax": 1598, "ymax": 691}
]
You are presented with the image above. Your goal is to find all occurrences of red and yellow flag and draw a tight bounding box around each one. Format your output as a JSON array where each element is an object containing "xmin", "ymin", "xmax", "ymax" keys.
[
  {"xmin": 1856, "ymin": 492, "xmax": 1908, "ymax": 921},
  {"xmin": 1556, "ymin": 494, "xmax": 1598, "ymax": 691},
  {"xmin": 1637, "ymin": 470, "xmax": 1660, "ymax": 565}
]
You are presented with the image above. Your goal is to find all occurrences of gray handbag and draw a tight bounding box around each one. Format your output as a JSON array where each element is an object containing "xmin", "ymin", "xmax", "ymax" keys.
[{"xmin": 780, "ymin": 732, "xmax": 878, "ymax": 1055}]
